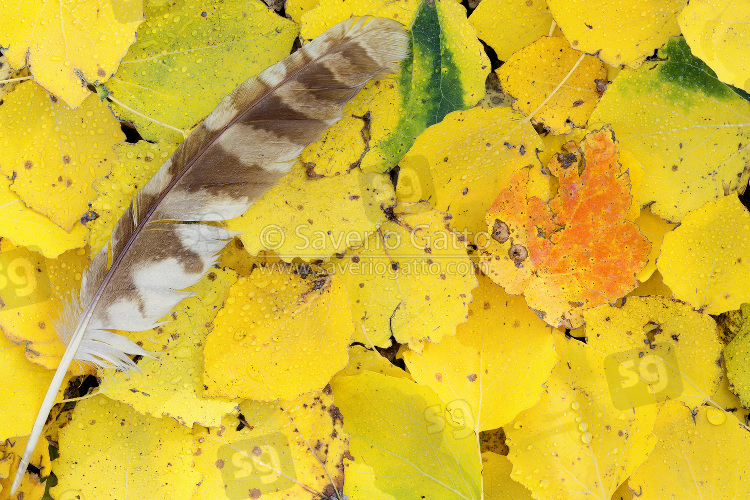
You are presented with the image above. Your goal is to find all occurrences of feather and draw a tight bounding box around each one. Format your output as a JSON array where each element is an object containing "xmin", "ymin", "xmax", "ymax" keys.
[{"xmin": 11, "ymin": 16, "xmax": 408, "ymax": 493}]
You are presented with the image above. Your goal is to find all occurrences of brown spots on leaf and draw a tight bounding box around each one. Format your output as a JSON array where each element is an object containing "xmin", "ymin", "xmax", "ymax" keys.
[
  {"xmin": 492, "ymin": 219, "xmax": 510, "ymax": 244},
  {"xmin": 513, "ymin": 319, "xmax": 521, "ymax": 328},
  {"xmin": 435, "ymin": 372, "xmax": 443, "ymax": 383},
  {"xmin": 467, "ymin": 373, "xmax": 477, "ymax": 382},
  {"xmin": 328, "ymin": 404, "xmax": 343, "ymax": 425},
  {"xmin": 97, "ymin": 68, "xmax": 106, "ymax": 77},
  {"xmin": 62, "ymin": 155, "xmax": 70, "ymax": 164},
  {"xmin": 66, "ymin": 178, "xmax": 73, "ymax": 187},
  {"xmin": 671, "ymin": 164, "xmax": 678, "ymax": 172},
  {"xmin": 572, "ymin": 99, "xmax": 584, "ymax": 107},
  {"xmin": 594, "ymin": 79, "xmax": 608, "ymax": 96},
  {"xmin": 508, "ymin": 244, "xmax": 528, "ymax": 266},
  {"xmin": 38, "ymin": 321, "xmax": 46, "ymax": 329},
  {"xmin": 215, "ymin": 459, "xmax": 225, "ymax": 469},
  {"xmin": 50, "ymin": 95, "xmax": 58, "ymax": 103},
  {"xmin": 207, "ymin": 272, "xmax": 217, "ymax": 281},
  {"xmin": 24, "ymin": 160, "xmax": 33, "ymax": 170},
  {"xmin": 484, "ymin": 301, "xmax": 491, "ymax": 310},
  {"xmin": 252, "ymin": 446, "xmax": 262, "ymax": 457},
  {"xmin": 249, "ymin": 488, "xmax": 262, "ymax": 499}
]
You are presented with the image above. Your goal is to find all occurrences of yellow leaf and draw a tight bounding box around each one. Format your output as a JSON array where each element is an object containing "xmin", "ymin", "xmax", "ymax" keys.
[
  {"xmin": 633, "ymin": 207, "xmax": 676, "ymax": 282},
  {"xmin": 0, "ymin": 0, "xmax": 143, "ymax": 108},
  {"xmin": 658, "ymin": 195, "xmax": 750, "ymax": 314},
  {"xmin": 203, "ymin": 268, "xmax": 354, "ymax": 400},
  {"xmin": 713, "ymin": 355, "xmax": 750, "ymax": 426},
  {"xmin": 403, "ymin": 274, "xmax": 557, "ymax": 432},
  {"xmin": 0, "ymin": 244, "xmax": 90, "ymax": 375},
  {"xmin": 626, "ymin": 270, "xmax": 673, "ymax": 298},
  {"xmin": 0, "ymin": 177, "xmax": 87, "ymax": 259},
  {"xmin": 726, "ymin": 315, "xmax": 750, "ymax": 408},
  {"xmin": 629, "ymin": 401, "xmax": 750, "ymax": 499},
  {"xmin": 88, "ymin": 141, "xmax": 177, "ymax": 255},
  {"xmin": 0, "ymin": 82, "xmax": 124, "ymax": 231},
  {"xmin": 193, "ymin": 389, "xmax": 349, "ymax": 499},
  {"xmin": 105, "ymin": 0, "xmax": 298, "ymax": 142},
  {"xmin": 482, "ymin": 452, "xmax": 534, "ymax": 500},
  {"xmin": 301, "ymin": 0, "xmax": 489, "ymax": 175},
  {"xmin": 399, "ymin": 107, "xmax": 545, "ymax": 239},
  {"xmin": 0, "ymin": 434, "xmax": 50, "ymax": 500},
  {"xmin": 497, "ymin": 37, "xmax": 607, "ymax": 135},
  {"xmin": 0, "ymin": 332, "xmax": 55, "ymax": 441},
  {"xmin": 585, "ymin": 296, "xmax": 723, "ymax": 410},
  {"xmin": 589, "ymin": 37, "xmax": 750, "ymax": 222},
  {"xmin": 336, "ymin": 204, "xmax": 477, "ymax": 351},
  {"xmin": 679, "ymin": 0, "xmax": 750, "ymax": 92},
  {"xmin": 52, "ymin": 394, "xmax": 201, "ymax": 500},
  {"xmin": 98, "ymin": 268, "xmax": 238, "ymax": 428},
  {"xmin": 336, "ymin": 345, "xmax": 412, "ymax": 379},
  {"xmin": 287, "ymin": 0, "xmax": 319, "ymax": 24},
  {"xmin": 469, "ymin": 0, "xmax": 554, "ymax": 62},
  {"xmin": 547, "ymin": 0, "xmax": 686, "ymax": 68},
  {"xmin": 332, "ymin": 371, "xmax": 482, "ymax": 499},
  {"xmin": 226, "ymin": 167, "xmax": 395, "ymax": 261},
  {"xmin": 506, "ymin": 333, "xmax": 658, "ymax": 500},
  {"xmin": 619, "ymin": 149, "xmax": 644, "ymax": 222}
]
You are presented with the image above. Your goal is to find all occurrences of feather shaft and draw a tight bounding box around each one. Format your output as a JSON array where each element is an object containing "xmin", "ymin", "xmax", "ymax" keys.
[{"xmin": 11, "ymin": 16, "xmax": 407, "ymax": 493}]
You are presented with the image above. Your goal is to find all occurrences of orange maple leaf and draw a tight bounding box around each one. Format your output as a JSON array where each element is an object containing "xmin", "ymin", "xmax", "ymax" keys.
[{"xmin": 479, "ymin": 127, "xmax": 650, "ymax": 328}]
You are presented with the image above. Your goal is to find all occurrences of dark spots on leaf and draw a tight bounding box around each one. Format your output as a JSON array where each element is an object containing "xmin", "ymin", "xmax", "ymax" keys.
[
  {"xmin": 467, "ymin": 374, "xmax": 477, "ymax": 382},
  {"xmin": 97, "ymin": 68, "xmax": 106, "ymax": 77},
  {"xmin": 24, "ymin": 160, "xmax": 33, "ymax": 170},
  {"xmin": 584, "ymin": 23, "xmax": 593, "ymax": 29},
  {"xmin": 594, "ymin": 79, "xmax": 608, "ymax": 96},
  {"xmin": 252, "ymin": 446, "xmax": 262, "ymax": 457},
  {"xmin": 444, "ymin": 157, "xmax": 449, "ymax": 162},
  {"xmin": 38, "ymin": 321, "xmax": 45, "ymax": 329},
  {"xmin": 492, "ymin": 219, "xmax": 509, "ymax": 243},
  {"xmin": 558, "ymin": 153, "xmax": 577, "ymax": 169},
  {"xmin": 508, "ymin": 244, "xmax": 528, "ymax": 266},
  {"xmin": 671, "ymin": 164, "xmax": 678, "ymax": 172},
  {"xmin": 66, "ymin": 178, "xmax": 73, "ymax": 187},
  {"xmin": 484, "ymin": 301, "xmax": 491, "ymax": 310},
  {"xmin": 462, "ymin": 187, "xmax": 468, "ymax": 195},
  {"xmin": 328, "ymin": 404, "xmax": 343, "ymax": 425},
  {"xmin": 201, "ymin": 11, "xmax": 207, "ymax": 16},
  {"xmin": 435, "ymin": 372, "xmax": 443, "ymax": 382},
  {"xmin": 50, "ymin": 95, "xmax": 58, "ymax": 103},
  {"xmin": 513, "ymin": 320, "xmax": 521, "ymax": 327},
  {"xmin": 215, "ymin": 459, "xmax": 225, "ymax": 469},
  {"xmin": 520, "ymin": 145, "xmax": 526, "ymax": 155},
  {"xmin": 572, "ymin": 99, "xmax": 584, "ymax": 107},
  {"xmin": 249, "ymin": 488, "xmax": 261, "ymax": 499},
  {"xmin": 391, "ymin": 262, "xmax": 399, "ymax": 271},
  {"xmin": 207, "ymin": 272, "xmax": 217, "ymax": 281}
]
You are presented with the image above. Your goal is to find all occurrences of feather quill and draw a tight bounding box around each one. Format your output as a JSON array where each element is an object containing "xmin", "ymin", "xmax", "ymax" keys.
[{"xmin": 11, "ymin": 16, "xmax": 407, "ymax": 493}]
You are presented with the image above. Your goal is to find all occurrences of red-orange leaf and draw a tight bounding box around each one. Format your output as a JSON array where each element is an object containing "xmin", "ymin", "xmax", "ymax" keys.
[{"xmin": 479, "ymin": 127, "xmax": 650, "ymax": 328}]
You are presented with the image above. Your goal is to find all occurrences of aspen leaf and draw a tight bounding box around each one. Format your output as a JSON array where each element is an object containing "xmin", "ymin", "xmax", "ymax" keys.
[
  {"xmin": 589, "ymin": 37, "xmax": 750, "ymax": 222},
  {"xmin": 0, "ymin": 332, "xmax": 55, "ymax": 441},
  {"xmin": 104, "ymin": 0, "xmax": 298, "ymax": 142},
  {"xmin": 584, "ymin": 296, "xmax": 723, "ymax": 410},
  {"xmin": 629, "ymin": 401, "xmax": 750, "ymax": 499},
  {"xmin": 301, "ymin": 0, "xmax": 489, "ymax": 175},
  {"xmin": 547, "ymin": 0, "xmax": 686, "ymax": 68},
  {"xmin": 497, "ymin": 36, "xmax": 607, "ymax": 135},
  {"xmin": 726, "ymin": 316, "xmax": 750, "ymax": 408},
  {"xmin": 716, "ymin": 302, "xmax": 750, "ymax": 345},
  {"xmin": 0, "ymin": 434, "xmax": 50, "ymax": 500},
  {"xmin": 482, "ymin": 452, "xmax": 534, "ymax": 500},
  {"xmin": 226, "ymin": 167, "xmax": 395, "ymax": 262},
  {"xmin": 52, "ymin": 394, "xmax": 201, "ymax": 500},
  {"xmin": 0, "ymin": 82, "xmax": 124, "ymax": 231},
  {"xmin": 0, "ymin": 177, "xmax": 87, "ymax": 259},
  {"xmin": 469, "ymin": 0, "xmax": 554, "ymax": 63},
  {"xmin": 403, "ymin": 274, "xmax": 557, "ymax": 432},
  {"xmin": 658, "ymin": 195, "xmax": 750, "ymax": 314},
  {"xmin": 714, "ymin": 355, "xmax": 750, "ymax": 426},
  {"xmin": 336, "ymin": 204, "xmax": 477, "ymax": 351},
  {"xmin": 203, "ymin": 268, "xmax": 354, "ymax": 401},
  {"xmin": 633, "ymin": 208, "xmax": 676, "ymax": 283},
  {"xmin": 679, "ymin": 0, "xmax": 750, "ymax": 92},
  {"xmin": 480, "ymin": 127, "xmax": 650, "ymax": 328},
  {"xmin": 193, "ymin": 390, "xmax": 348, "ymax": 499},
  {"xmin": 332, "ymin": 371, "xmax": 482, "ymax": 499},
  {"xmin": 0, "ymin": 244, "xmax": 90, "ymax": 375},
  {"xmin": 506, "ymin": 333, "xmax": 659, "ymax": 500},
  {"xmin": 626, "ymin": 270, "xmax": 673, "ymax": 299},
  {"xmin": 286, "ymin": 0, "xmax": 320, "ymax": 24},
  {"xmin": 88, "ymin": 141, "xmax": 177, "ymax": 255},
  {"xmin": 336, "ymin": 345, "xmax": 412, "ymax": 379},
  {"xmin": 399, "ymin": 107, "xmax": 545, "ymax": 239},
  {"xmin": 98, "ymin": 268, "xmax": 238, "ymax": 428},
  {"xmin": 0, "ymin": 0, "xmax": 143, "ymax": 108}
]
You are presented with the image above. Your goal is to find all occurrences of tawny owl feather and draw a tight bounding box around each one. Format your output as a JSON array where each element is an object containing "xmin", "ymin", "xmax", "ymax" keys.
[{"xmin": 12, "ymin": 16, "xmax": 408, "ymax": 493}]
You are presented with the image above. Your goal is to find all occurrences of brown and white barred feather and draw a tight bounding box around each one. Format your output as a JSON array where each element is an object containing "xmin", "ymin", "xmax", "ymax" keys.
[{"xmin": 12, "ymin": 17, "xmax": 408, "ymax": 493}]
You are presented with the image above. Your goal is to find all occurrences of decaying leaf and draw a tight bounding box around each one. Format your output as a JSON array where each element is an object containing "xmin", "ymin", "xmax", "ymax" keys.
[
  {"xmin": 336, "ymin": 345, "xmax": 412, "ymax": 379},
  {"xmin": 0, "ymin": 0, "xmax": 143, "ymax": 108},
  {"xmin": 0, "ymin": 434, "xmax": 50, "ymax": 500},
  {"xmin": 480, "ymin": 127, "xmax": 650, "ymax": 328},
  {"xmin": 482, "ymin": 452, "xmax": 534, "ymax": 500},
  {"xmin": 506, "ymin": 333, "xmax": 658, "ymax": 500},
  {"xmin": 52, "ymin": 394, "xmax": 201, "ymax": 500},
  {"xmin": 403, "ymin": 274, "xmax": 556, "ymax": 432},
  {"xmin": 726, "ymin": 314, "xmax": 750, "ymax": 408},
  {"xmin": 104, "ymin": 0, "xmax": 298, "ymax": 142},
  {"xmin": 193, "ymin": 389, "xmax": 348, "ymax": 499},
  {"xmin": 0, "ymin": 82, "xmax": 124, "ymax": 231},
  {"xmin": 629, "ymin": 401, "xmax": 750, "ymax": 499},
  {"xmin": 333, "ymin": 371, "xmax": 482, "ymax": 499},
  {"xmin": 633, "ymin": 207, "xmax": 677, "ymax": 283},
  {"xmin": 203, "ymin": 268, "xmax": 354, "ymax": 401},
  {"xmin": 497, "ymin": 36, "xmax": 607, "ymax": 134},
  {"xmin": 589, "ymin": 37, "xmax": 750, "ymax": 222}
]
